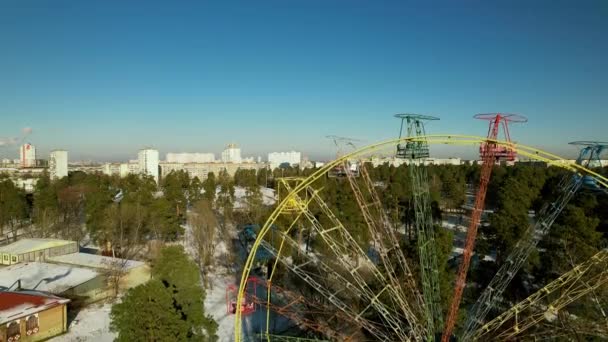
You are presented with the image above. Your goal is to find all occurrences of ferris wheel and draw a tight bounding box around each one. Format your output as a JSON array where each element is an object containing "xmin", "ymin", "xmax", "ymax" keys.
[{"xmin": 234, "ymin": 115, "xmax": 608, "ymax": 342}]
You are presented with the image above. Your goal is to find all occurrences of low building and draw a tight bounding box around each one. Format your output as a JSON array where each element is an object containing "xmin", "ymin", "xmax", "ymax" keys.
[
  {"xmin": 160, "ymin": 161, "xmax": 267, "ymax": 181},
  {"xmin": 102, "ymin": 162, "xmax": 138, "ymax": 178},
  {"xmin": 425, "ymin": 157, "xmax": 462, "ymax": 166},
  {"xmin": 12, "ymin": 178, "xmax": 38, "ymax": 193},
  {"xmin": 0, "ymin": 239, "xmax": 78, "ymax": 266},
  {"xmin": 0, "ymin": 291, "xmax": 69, "ymax": 342},
  {"xmin": 0, "ymin": 262, "xmax": 108, "ymax": 304},
  {"xmin": 48, "ymin": 252, "xmax": 150, "ymax": 290}
]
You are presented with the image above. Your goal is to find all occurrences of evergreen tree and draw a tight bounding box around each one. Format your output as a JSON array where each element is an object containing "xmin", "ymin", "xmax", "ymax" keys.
[
  {"xmin": 112, "ymin": 245, "xmax": 218, "ymax": 341},
  {"xmin": 0, "ymin": 178, "xmax": 28, "ymax": 239},
  {"xmin": 153, "ymin": 245, "xmax": 218, "ymax": 340},
  {"xmin": 32, "ymin": 171, "xmax": 60, "ymax": 237},
  {"xmin": 216, "ymin": 170, "xmax": 235, "ymax": 223},
  {"xmin": 202, "ymin": 172, "xmax": 217, "ymax": 204},
  {"xmin": 189, "ymin": 176, "xmax": 203, "ymax": 203},
  {"xmin": 110, "ymin": 279, "xmax": 192, "ymax": 341}
]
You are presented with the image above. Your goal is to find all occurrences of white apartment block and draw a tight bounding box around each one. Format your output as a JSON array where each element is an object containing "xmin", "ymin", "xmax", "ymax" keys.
[
  {"xmin": 102, "ymin": 162, "xmax": 139, "ymax": 178},
  {"xmin": 49, "ymin": 150, "xmax": 68, "ymax": 180},
  {"xmin": 138, "ymin": 149, "xmax": 159, "ymax": 182},
  {"xmin": 268, "ymin": 151, "xmax": 301, "ymax": 170},
  {"xmin": 221, "ymin": 144, "xmax": 242, "ymax": 163},
  {"xmin": 166, "ymin": 152, "xmax": 215, "ymax": 163},
  {"xmin": 160, "ymin": 161, "xmax": 266, "ymax": 181}
]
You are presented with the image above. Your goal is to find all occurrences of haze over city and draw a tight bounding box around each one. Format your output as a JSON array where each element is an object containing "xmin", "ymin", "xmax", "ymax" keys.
[{"xmin": 1, "ymin": 1, "xmax": 607, "ymax": 161}]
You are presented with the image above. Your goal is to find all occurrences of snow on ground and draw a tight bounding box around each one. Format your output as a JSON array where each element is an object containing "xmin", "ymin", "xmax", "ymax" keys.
[
  {"xmin": 443, "ymin": 213, "xmax": 497, "ymax": 262},
  {"xmin": 182, "ymin": 219, "xmax": 239, "ymax": 342},
  {"xmin": 52, "ymin": 302, "xmax": 116, "ymax": 342},
  {"xmin": 231, "ymin": 186, "xmax": 276, "ymax": 209},
  {"xmin": 205, "ymin": 273, "xmax": 236, "ymax": 342}
]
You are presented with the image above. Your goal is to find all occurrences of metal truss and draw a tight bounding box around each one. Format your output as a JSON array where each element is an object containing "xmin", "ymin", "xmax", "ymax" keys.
[
  {"xmin": 461, "ymin": 174, "xmax": 583, "ymax": 339},
  {"xmin": 248, "ymin": 278, "xmax": 352, "ymax": 340},
  {"xmin": 234, "ymin": 134, "xmax": 608, "ymax": 342},
  {"xmin": 443, "ymin": 114, "xmax": 527, "ymax": 341},
  {"xmin": 461, "ymin": 142, "xmax": 608, "ymax": 340},
  {"xmin": 257, "ymin": 230, "xmax": 392, "ymax": 341},
  {"xmin": 303, "ymin": 186, "xmax": 424, "ymax": 340},
  {"xmin": 359, "ymin": 162, "xmax": 424, "ymax": 309},
  {"xmin": 343, "ymin": 160, "xmax": 426, "ymax": 322},
  {"xmin": 395, "ymin": 114, "xmax": 443, "ymax": 338},
  {"xmin": 472, "ymin": 249, "xmax": 608, "ymax": 340},
  {"xmin": 279, "ymin": 178, "xmax": 424, "ymax": 339},
  {"xmin": 255, "ymin": 333, "xmax": 330, "ymax": 342},
  {"xmin": 252, "ymin": 185, "xmax": 399, "ymax": 341}
]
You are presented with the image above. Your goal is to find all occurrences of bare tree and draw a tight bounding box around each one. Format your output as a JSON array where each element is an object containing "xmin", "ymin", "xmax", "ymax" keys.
[
  {"xmin": 102, "ymin": 202, "xmax": 147, "ymax": 297},
  {"xmin": 188, "ymin": 199, "xmax": 217, "ymax": 288}
]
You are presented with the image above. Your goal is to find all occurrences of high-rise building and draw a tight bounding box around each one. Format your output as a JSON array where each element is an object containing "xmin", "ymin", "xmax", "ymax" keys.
[
  {"xmin": 20, "ymin": 143, "xmax": 36, "ymax": 168},
  {"xmin": 49, "ymin": 150, "xmax": 68, "ymax": 180},
  {"xmin": 138, "ymin": 148, "xmax": 159, "ymax": 182},
  {"xmin": 268, "ymin": 151, "xmax": 301, "ymax": 170},
  {"xmin": 221, "ymin": 144, "xmax": 242, "ymax": 163}
]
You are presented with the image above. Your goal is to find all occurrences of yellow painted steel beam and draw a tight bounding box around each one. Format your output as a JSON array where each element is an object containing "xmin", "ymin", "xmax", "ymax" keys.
[
  {"xmin": 473, "ymin": 249, "xmax": 608, "ymax": 340},
  {"xmin": 234, "ymin": 135, "xmax": 608, "ymax": 341}
]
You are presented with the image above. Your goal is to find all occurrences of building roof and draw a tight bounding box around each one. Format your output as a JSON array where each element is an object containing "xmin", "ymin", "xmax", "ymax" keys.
[
  {"xmin": 0, "ymin": 262, "xmax": 100, "ymax": 294},
  {"xmin": 0, "ymin": 238, "xmax": 76, "ymax": 255},
  {"xmin": 48, "ymin": 252, "xmax": 145, "ymax": 271},
  {"xmin": 0, "ymin": 291, "xmax": 70, "ymax": 324}
]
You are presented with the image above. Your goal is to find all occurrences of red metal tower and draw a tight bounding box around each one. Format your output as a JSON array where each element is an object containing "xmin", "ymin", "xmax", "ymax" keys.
[{"xmin": 442, "ymin": 113, "xmax": 527, "ymax": 342}]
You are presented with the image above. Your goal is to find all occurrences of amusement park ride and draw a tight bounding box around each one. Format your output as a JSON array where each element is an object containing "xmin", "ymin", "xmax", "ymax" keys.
[{"xmin": 232, "ymin": 114, "xmax": 608, "ymax": 342}]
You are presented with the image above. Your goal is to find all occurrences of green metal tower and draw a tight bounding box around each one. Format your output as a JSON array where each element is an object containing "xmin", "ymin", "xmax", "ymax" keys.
[{"xmin": 395, "ymin": 114, "xmax": 443, "ymax": 339}]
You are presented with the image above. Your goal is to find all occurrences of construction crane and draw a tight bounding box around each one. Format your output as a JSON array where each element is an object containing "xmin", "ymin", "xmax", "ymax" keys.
[
  {"xmin": 442, "ymin": 113, "xmax": 527, "ymax": 341},
  {"xmin": 395, "ymin": 113, "xmax": 443, "ymax": 339},
  {"xmin": 461, "ymin": 140, "xmax": 608, "ymax": 340},
  {"xmin": 472, "ymin": 248, "xmax": 608, "ymax": 340}
]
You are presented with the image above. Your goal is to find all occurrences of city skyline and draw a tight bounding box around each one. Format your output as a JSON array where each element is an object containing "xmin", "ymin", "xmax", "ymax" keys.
[{"xmin": 1, "ymin": 1, "xmax": 607, "ymax": 161}]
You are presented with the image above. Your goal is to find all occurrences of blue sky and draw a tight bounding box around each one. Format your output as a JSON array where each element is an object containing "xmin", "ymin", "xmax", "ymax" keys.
[{"xmin": 0, "ymin": 0, "xmax": 607, "ymax": 161}]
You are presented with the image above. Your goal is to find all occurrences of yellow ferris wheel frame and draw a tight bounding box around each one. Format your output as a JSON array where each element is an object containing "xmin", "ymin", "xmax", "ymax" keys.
[{"xmin": 234, "ymin": 134, "xmax": 608, "ymax": 341}]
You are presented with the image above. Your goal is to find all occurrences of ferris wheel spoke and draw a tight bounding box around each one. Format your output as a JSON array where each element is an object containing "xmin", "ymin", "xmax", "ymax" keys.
[
  {"xmin": 473, "ymin": 249, "xmax": 608, "ymax": 340},
  {"xmin": 301, "ymin": 187, "xmax": 426, "ymax": 338},
  {"xmin": 344, "ymin": 161, "xmax": 427, "ymax": 325},
  {"xmin": 293, "ymin": 214, "xmax": 416, "ymax": 340},
  {"xmin": 462, "ymin": 142, "xmax": 608, "ymax": 340},
  {"xmin": 258, "ymin": 226, "xmax": 397, "ymax": 341},
  {"xmin": 250, "ymin": 280, "xmax": 352, "ymax": 340}
]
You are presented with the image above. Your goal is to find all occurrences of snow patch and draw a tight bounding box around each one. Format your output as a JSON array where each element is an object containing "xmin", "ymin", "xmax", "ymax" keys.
[{"xmin": 54, "ymin": 302, "xmax": 116, "ymax": 342}]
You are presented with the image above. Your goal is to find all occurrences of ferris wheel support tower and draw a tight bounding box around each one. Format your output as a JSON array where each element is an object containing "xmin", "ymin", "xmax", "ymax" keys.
[{"xmin": 442, "ymin": 113, "xmax": 527, "ymax": 341}]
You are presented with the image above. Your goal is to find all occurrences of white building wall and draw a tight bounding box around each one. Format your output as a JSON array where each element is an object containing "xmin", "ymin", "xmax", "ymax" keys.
[
  {"xmin": 159, "ymin": 162, "xmax": 267, "ymax": 181},
  {"xmin": 221, "ymin": 144, "xmax": 242, "ymax": 163},
  {"xmin": 138, "ymin": 149, "xmax": 159, "ymax": 182},
  {"xmin": 102, "ymin": 163, "xmax": 119, "ymax": 176},
  {"xmin": 425, "ymin": 158, "xmax": 462, "ymax": 166},
  {"xmin": 118, "ymin": 164, "xmax": 130, "ymax": 178},
  {"xmin": 166, "ymin": 152, "xmax": 215, "ymax": 163},
  {"xmin": 49, "ymin": 150, "xmax": 68, "ymax": 180},
  {"xmin": 268, "ymin": 151, "xmax": 301, "ymax": 170}
]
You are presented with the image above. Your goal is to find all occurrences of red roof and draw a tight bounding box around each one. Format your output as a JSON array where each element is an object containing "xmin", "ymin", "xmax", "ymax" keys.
[
  {"xmin": 0, "ymin": 292, "xmax": 47, "ymax": 311},
  {"xmin": 0, "ymin": 291, "xmax": 70, "ymax": 324}
]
